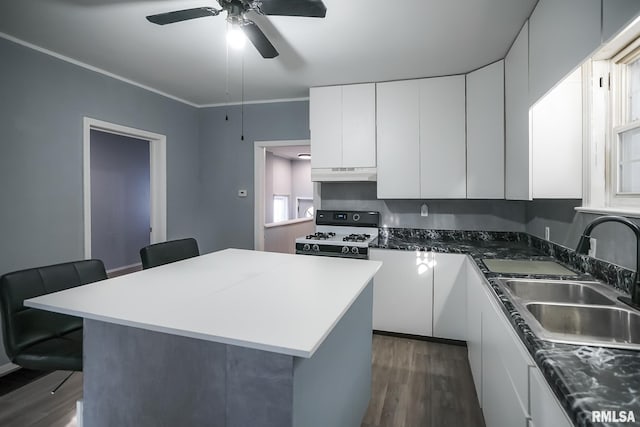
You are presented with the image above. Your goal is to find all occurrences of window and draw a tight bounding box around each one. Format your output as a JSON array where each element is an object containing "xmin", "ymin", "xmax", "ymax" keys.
[
  {"xmin": 273, "ymin": 195, "xmax": 289, "ymax": 223},
  {"xmin": 610, "ymin": 39, "xmax": 640, "ymax": 207}
]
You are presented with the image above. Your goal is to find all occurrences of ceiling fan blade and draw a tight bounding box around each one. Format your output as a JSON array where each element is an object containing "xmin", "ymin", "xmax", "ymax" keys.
[
  {"xmin": 146, "ymin": 7, "xmax": 220, "ymax": 25},
  {"xmin": 256, "ymin": 0, "xmax": 327, "ymax": 18},
  {"xmin": 242, "ymin": 20, "xmax": 279, "ymax": 59}
]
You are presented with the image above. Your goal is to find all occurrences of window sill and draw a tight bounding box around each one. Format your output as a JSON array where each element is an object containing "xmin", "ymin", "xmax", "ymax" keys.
[{"xmin": 575, "ymin": 206, "xmax": 640, "ymax": 218}]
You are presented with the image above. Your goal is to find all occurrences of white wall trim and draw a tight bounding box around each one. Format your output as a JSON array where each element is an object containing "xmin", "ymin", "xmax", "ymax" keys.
[
  {"xmin": 83, "ymin": 117, "xmax": 167, "ymax": 259},
  {"xmin": 254, "ymin": 139, "xmax": 310, "ymax": 251},
  {"xmin": 200, "ymin": 97, "xmax": 309, "ymax": 108},
  {"xmin": 0, "ymin": 32, "xmax": 310, "ymax": 109},
  {"xmin": 0, "ymin": 362, "xmax": 20, "ymax": 377},
  {"xmin": 0, "ymin": 32, "xmax": 199, "ymax": 108}
]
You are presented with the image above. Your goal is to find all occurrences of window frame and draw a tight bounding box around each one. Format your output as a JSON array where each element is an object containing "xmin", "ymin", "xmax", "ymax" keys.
[{"xmin": 608, "ymin": 41, "xmax": 640, "ymax": 208}]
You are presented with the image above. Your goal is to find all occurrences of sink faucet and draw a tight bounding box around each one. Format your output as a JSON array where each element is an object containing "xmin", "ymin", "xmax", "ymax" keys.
[{"xmin": 575, "ymin": 215, "xmax": 640, "ymax": 309}]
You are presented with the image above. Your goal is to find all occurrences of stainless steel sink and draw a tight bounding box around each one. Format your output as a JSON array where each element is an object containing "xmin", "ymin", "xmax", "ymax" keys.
[
  {"xmin": 503, "ymin": 279, "xmax": 615, "ymax": 305},
  {"xmin": 526, "ymin": 303, "xmax": 640, "ymax": 348},
  {"xmin": 493, "ymin": 277, "xmax": 640, "ymax": 350}
]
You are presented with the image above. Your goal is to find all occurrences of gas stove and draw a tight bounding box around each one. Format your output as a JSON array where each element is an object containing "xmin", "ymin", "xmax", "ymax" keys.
[{"xmin": 295, "ymin": 210, "xmax": 380, "ymax": 259}]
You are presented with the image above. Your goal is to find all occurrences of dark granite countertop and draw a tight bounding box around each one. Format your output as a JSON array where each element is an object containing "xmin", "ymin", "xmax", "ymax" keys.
[{"xmin": 371, "ymin": 228, "xmax": 640, "ymax": 427}]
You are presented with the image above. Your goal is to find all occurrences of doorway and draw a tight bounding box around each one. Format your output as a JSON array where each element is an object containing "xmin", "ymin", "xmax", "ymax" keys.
[
  {"xmin": 254, "ymin": 140, "xmax": 318, "ymax": 252},
  {"xmin": 83, "ymin": 118, "xmax": 166, "ymax": 272}
]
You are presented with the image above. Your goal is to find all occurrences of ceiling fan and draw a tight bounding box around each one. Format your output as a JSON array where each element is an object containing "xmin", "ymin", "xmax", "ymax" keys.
[{"xmin": 146, "ymin": 0, "xmax": 327, "ymax": 59}]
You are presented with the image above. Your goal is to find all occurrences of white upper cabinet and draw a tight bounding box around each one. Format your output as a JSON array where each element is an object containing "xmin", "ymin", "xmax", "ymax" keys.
[
  {"xmin": 376, "ymin": 80, "xmax": 421, "ymax": 198},
  {"xmin": 310, "ymin": 83, "xmax": 376, "ymax": 175},
  {"xmin": 377, "ymin": 76, "xmax": 466, "ymax": 199},
  {"xmin": 531, "ymin": 68, "xmax": 583, "ymax": 199},
  {"xmin": 310, "ymin": 85, "xmax": 342, "ymax": 169},
  {"xmin": 505, "ymin": 22, "xmax": 531, "ymax": 201},
  {"xmin": 342, "ymin": 84, "xmax": 376, "ymax": 168},
  {"xmin": 603, "ymin": 0, "xmax": 640, "ymax": 44},
  {"xmin": 529, "ymin": 0, "xmax": 601, "ymax": 105},
  {"xmin": 419, "ymin": 75, "xmax": 467, "ymax": 199},
  {"xmin": 466, "ymin": 61, "xmax": 505, "ymax": 199}
]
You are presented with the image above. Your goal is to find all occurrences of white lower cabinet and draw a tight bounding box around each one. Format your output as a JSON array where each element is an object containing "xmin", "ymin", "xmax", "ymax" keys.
[
  {"xmin": 529, "ymin": 368, "xmax": 573, "ymax": 427},
  {"xmin": 433, "ymin": 253, "xmax": 467, "ymax": 340},
  {"xmin": 466, "ymin": 260, "xmax": 573, "ymax": 427},
  {"xmin": 466, "ymin": 259, "xmax": 484, "ymax": 406},
  {"xmin": 371, "ymin": 250, "xmax": 468, "ymax": 340},
  {"xmin": 370, "ymin": 249, "xmax": 433, "ymax": 336}
]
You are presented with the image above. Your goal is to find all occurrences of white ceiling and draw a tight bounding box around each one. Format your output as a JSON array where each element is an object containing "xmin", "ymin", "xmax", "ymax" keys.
[{"xmin": 0, "ymin": 0, "xmax": 537, "ymax": 106}]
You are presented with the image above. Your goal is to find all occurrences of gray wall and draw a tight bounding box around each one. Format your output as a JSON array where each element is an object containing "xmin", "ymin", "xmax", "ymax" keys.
[
  {"xmin": 321, "ymin": 183, "xmax": 527, "ymax": 231},
  {"xmin": 525, "ymin": 199, "xmax": 640, "ymax": 270},
  {"xmin": 198, "ymin": 102, "xmax": 310, "ymax": 253},
  {"xmin": 90, "ymin": 130, "xmax": 150, "ymax": 271},
  {"xmin": 0, "ymin": 37, "xmax": 201, "ymax": 364}
]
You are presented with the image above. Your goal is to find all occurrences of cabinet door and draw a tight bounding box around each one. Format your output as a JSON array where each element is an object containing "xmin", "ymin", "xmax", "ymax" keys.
[
  {"xmin": 529, "ymin": 0, "xmax": 601, "ymax": 105},
  {"xmin": 376, "ymin": 81, "xmax": 421, "ymax": 198},
  {"xmin": 342, "ymin": 83, "xmax": 376, "ymax": 168},
  {"xmin": 419, "ymin": 76, "xmax": 467, "ymax": 198},
  {"xmin": 310, "ymin": 86, "xmax": 342, "ymax": 169},
  {"xmin": 531, "ymin": 68, "xmax": 583, "ymax": 198},
  {"xmin": 466, "ymin": 259, "xmax": 484, "ymax": 406},
  {"xmin": 482, "ymin": 291, "xmax": 529, "ymax": 427},
  {"xmin": 433, "ymin": 253, "xmax": 467, "ymax": 340},
  {"xmin": 505, "ymin": 21, "xmax": 532, "ymax": 201},
  {"xmin": 466, "ymin": 60, "xmax": 505, "ymax": 199},
  {"xmin": 530, "ymin": 368, "xmax": 572, "ymax": 427},
  {"xmin": 370, "ymin": 249, "xmax": 433, "ymax": 336}
]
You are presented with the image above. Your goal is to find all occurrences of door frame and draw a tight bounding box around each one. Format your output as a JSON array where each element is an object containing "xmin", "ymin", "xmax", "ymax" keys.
[
  {"xmin": 83, "ymin": 117, "xmax": 167, "ymax": 259},
  {"xmin": 254, "ymin": 139, "xmax": 318, "ymax": 251}
]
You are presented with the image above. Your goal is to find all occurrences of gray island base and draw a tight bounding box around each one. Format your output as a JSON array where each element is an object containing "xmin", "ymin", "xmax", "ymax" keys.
[{"xmin": 83, "ymin": 282, "xmax": 373, "ymax": 427}]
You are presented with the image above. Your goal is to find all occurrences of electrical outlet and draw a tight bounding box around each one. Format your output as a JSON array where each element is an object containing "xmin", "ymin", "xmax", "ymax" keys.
[
  {"xmin": 544, "ymin": 226, "xmax": 550, "ymax": 241},
  {"xmin": 588, "ymin": 237, "xmax": 597, "ymax": 257},
  {"xmin": 420, "ymin": 203, "xmax": 429, "ymax": 217}
]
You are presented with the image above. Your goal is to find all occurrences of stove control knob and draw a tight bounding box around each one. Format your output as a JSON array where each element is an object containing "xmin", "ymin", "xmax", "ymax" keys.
[
  {"xmin": 312, "ymin": 244, "xmax": 320, "ymax": 252},
  {"xmin": 341, "ymin": 246, "xmax": 350, "ymax": 254},
  {"xmin": 351, "ymin": 247, "xmax": 360, "ymax": 255},
  {"xmin": 303, "ymin": 243, "xmax": 311, "ymax": 251}
]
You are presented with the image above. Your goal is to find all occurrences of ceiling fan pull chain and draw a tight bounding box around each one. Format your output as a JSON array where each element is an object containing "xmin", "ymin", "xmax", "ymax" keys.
[
  {"xmin": 241, "ymin": 50, "xmax": 245, "ymax": 141},
  {"xmin": 225, "ymin": 20, "xmax": 230, "ymax": 121}
]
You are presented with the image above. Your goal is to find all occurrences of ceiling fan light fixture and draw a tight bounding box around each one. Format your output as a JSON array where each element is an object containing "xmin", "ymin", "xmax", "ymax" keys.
[
  {"xmin": 298, "ymin": 153, "xmax": 311, "ymax": 160},
  {"xmin": 227, "ymin": 25, "xmax": 246, "ymax": 49}
]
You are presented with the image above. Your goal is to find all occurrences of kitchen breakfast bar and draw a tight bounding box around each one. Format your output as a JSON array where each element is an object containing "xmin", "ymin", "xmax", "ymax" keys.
[{"xmin": 25, "ymin": 249, "xmax": 382, "ymax": 427}]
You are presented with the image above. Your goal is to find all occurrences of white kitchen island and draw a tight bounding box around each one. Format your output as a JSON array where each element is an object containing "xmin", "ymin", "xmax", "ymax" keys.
[{"xmin": 26, "ymin": 248, "xmax": 381, "ymax": 427}]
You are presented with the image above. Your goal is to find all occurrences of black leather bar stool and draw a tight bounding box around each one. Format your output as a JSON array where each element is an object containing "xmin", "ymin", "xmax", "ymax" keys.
[
  {"xmin": 0, "ymin": 259, "xmax": 107, "ymax": 393},
  {"xmin": 139, "ymin": 238, "xmax": 200, "ymax": 269}
]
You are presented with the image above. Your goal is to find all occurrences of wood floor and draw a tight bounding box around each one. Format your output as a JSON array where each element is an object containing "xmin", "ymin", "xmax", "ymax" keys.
[
  {"xmin": 0, "ymin": 335, "xmax": 484, "ymax": 427},
  {"xmin": 362, "ymin": 335, "xmax": 485, "ymax": 427}
]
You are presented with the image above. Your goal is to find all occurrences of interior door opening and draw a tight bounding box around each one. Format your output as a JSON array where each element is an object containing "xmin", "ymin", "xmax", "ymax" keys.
[
  {"xmin": 90, "ymin": 130, "xmax": 150, "ymax": 273},
  {"xmin": 254, "ymin": 140, "xmax": 317, "ymax": 253},
  {"xmin": 83, "ymin": 117, "xmax": 167, "ymax": 274}
]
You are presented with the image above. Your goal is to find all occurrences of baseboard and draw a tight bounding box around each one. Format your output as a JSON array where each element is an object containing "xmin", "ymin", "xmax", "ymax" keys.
[
  {"xmin": 107, "ymin": 263, "xmax": 141, "ymax": 274},
  {"xmin": 107, "ymin": 263, "xmax": 142, "ymax": 278},
  {"xmin": 0, "ymin": 362, "xmax": 20, "ymax": 377},
  {"xmin": 372, "ymin": 330, "xmax": 467, "ymax": 347}
]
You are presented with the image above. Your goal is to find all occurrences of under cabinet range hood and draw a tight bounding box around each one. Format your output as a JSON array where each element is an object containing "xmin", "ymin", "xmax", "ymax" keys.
[{"xmin": 310, "ymin": 167, "xmax": 377, "ymax": 182}]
